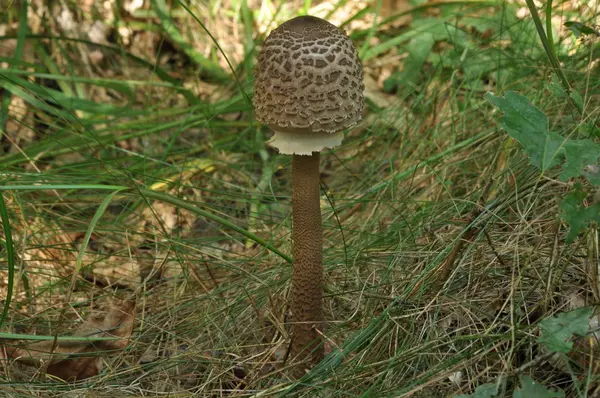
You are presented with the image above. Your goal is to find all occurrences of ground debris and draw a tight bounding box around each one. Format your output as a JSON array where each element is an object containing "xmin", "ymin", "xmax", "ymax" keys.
[{"xmin": 2, "ymin": 298, "xmax": 135, "ymax": 382}]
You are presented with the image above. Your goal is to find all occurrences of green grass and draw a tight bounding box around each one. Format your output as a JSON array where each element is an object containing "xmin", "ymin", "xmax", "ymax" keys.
[{"xmin": 0, "ymin": 0, "xmax": 598, "ymax": 396}]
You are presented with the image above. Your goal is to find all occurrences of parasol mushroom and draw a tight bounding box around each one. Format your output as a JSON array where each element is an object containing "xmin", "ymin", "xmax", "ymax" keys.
[{"xmin": 253, "ymin": 15, "xmax": 364, "ymax": 369}]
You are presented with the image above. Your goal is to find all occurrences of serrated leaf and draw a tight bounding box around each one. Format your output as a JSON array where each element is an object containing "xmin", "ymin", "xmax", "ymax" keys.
[
  {"xmin": 486, "ymin": 91, "xmax": 565, "ymax": 171},
  {"xmin": 560, "ymin": 190, "xmax": 600, "ymax": 242},
  {"xmin": 486, "ymin": 91, "xmax": 600, "ymax": 186},
  {"xmin": 454, "ymin": 382, "xmax": 499, "ymax": 398},
  {"xmin": 538, "ymin": 307, "xmax": 594, "ymax": 353},
  {"xmin": 513, "ymin": 376, "xmax": 564, "ymax": 398}
]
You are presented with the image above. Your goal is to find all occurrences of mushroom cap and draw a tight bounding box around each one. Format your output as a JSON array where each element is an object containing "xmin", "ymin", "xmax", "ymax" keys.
[{"xmin": 253, "ymin": 16, "xmax": 364, "ymax": 155}]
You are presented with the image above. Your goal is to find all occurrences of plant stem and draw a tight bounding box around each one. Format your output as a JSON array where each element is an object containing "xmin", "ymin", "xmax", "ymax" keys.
[
  {"xmin": 524, "ymin": 0, "xmax": 584, "ymax": 115},
  {"xmin": 290, "ymin": 152, "xmax": 324, "ymax": 369}
]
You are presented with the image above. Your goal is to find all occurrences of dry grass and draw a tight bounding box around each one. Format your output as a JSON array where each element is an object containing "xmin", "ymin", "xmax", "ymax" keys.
[{"xmin": 0, "ymin": 0, "xmax": 599, "ymax": 396}]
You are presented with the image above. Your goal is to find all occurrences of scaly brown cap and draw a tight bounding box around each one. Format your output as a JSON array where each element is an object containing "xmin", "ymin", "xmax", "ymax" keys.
[{"xmin": 253, "ymin": 16, "xmax": 364, "ymax": 155}]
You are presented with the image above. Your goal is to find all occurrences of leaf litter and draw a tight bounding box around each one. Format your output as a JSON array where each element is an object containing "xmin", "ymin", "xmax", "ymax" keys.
[
  {"xmin": 2, "ymin": 298, "xmax": 135, "ymax": 382},
  {"xmin": 0, "ymin": 0, "xmax": 599, "ymax": 396}
]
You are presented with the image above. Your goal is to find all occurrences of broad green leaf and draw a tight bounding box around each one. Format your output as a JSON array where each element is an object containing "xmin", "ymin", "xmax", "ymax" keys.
[
  {"xmin": 486, "ymin": 91, "xmax": 564, "ymax": 171},
  {"xmin": 405, "ymin": 33, "xmax": 435, "ymax": 73},
  {"xmin": 537, "ymin": 306, "xmax": 594, "ymax": 353},
  {"xmin": 584, "ymin": 164, "xmax": 600, "ymax": 186},
  {"xmin": 455, "ymin": 382, "xmax": 499, "ymax": 398},
  {"xmin": 513, "ymin": 376, "xmax": 564, "ymax": 398},
  {"xmin": 561, "ymin": 140, "xmax": 600, "ymax": 184},
  {"xmin": 560, "ymin": 189, "xmax": 600, "ymax": 242},
  {"xmin": 486, "ymin": 91, "xmax": 600, "ymax": 185},
  {"xmin": 383, "ymin": 33, "xmax": 435, "ymax": 92}
]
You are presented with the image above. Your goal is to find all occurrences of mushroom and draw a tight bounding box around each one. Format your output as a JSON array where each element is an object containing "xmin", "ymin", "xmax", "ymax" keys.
[{"xmin": 253, "ymin": 16, "xmax": 364, "ymax": 368}]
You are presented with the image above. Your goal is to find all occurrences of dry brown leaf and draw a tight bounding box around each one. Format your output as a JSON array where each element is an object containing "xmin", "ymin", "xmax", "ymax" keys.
[
  {"xmin": 86, "ymin": 258, "xmax": 142, "ymax": 289},
  {"xmin": 4, "ymin": 298, "xmax": 135, "ymax": 382},
  {"xmin": 141, "ymin": 201, "xmax": 196, "ymax": 236}
]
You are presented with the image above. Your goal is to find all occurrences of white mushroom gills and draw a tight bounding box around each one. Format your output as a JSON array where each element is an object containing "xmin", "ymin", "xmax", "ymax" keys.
[{"xmin": 267, "ymin": 130, "xmax": 344, "ymax": 155}]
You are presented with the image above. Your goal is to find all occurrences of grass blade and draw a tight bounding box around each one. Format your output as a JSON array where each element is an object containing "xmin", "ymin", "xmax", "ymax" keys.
[
  {"xmin": 0, "ymin": 192, "xmax": 15, "ymax": 328},
  {"xmin": 150, "ymin": 0, "xmax": 229, "ymax": 83}
]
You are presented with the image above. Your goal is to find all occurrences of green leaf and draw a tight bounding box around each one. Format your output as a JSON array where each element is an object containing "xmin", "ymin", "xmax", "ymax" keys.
[
  {"xmin": 455, "ymin": 382, "xmax": 499, "ymax": 398},
  {"xmin": 580, "ymin": 122, "xmax": 600, "ymax": 138},
  {"xmin": 560, "ymin": 189, "xmax": 600, "ymax": 242},
  {"xmin": 149, "ymin": 0, "xmax": 228, "ymax": 83},
  {"xmin": 485, "ymin": 91, "xmax": 564, "ymax": 171},
  {"xmin": 383, "ymin": 33, "xmax": 435, "ymax": 92},
  {"xmin": 569, "ymin": 90, "xmax": 584, "ymax": 110},
  {"xmin": 561, "ymin": 140, "xmax": 600, "ymax": 184},
  {"xmin": 564, "ymin": 21, "xmax": 600, "ymax": 37},
  {"xmin": 545, "ymin": 74, "xmax": 567, "ymax": 98},
  {"xmin": 460, "ymin": 16, "xmax": 497, "ymax": 36},
  {"xmin": 584, "ymin": 164, "xmax": 600, "ymax": 186},
  {"xmin": 0, "ymin": 192, "xmax": 15, "ymax": 328},
  {"xmin": 403, "ymin": 33, "xmax": 435, "ymax": 83},
  {"xmin": 513, "ymin": 376, "xmax": 564, "ymax": 398},
  {"xmin": 537, "ymin": 306, "xmax": 594, "ymax": 353},
  {"xmin": 383, "ymin": 71, "xmax": 401, "ymax": 93},
  {"xmin": 486, "ymin": 91, "xmax": 600, "ymax": 185}
]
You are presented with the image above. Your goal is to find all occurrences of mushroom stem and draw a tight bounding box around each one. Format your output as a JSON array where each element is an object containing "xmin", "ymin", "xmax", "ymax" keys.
[{"xmin": 291, "ymin": 152, "xmax": 324, "ymax": 366}]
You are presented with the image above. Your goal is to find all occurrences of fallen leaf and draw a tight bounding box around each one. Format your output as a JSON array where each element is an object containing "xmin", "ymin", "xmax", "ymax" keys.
[{"xmin": 4, "ymin": 298, "xmax": 135, "ymax": 382}]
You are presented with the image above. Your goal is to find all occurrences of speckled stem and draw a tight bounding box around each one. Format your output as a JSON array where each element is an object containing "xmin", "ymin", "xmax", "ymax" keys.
[{"xmin": 290, "ymin": 152, "xmax": 324, "ymax": 368}]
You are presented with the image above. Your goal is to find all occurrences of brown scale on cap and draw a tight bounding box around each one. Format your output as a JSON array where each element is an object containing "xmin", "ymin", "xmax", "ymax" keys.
[{"xmin": 254, "ymin": 16, "xmax": 364, "ymax": 154}]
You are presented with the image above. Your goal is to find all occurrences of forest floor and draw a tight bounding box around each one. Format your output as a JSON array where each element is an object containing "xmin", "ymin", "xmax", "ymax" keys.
[{"xmin": 0, "ymin": 0, "xmax": 599, "ymax": 396}]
